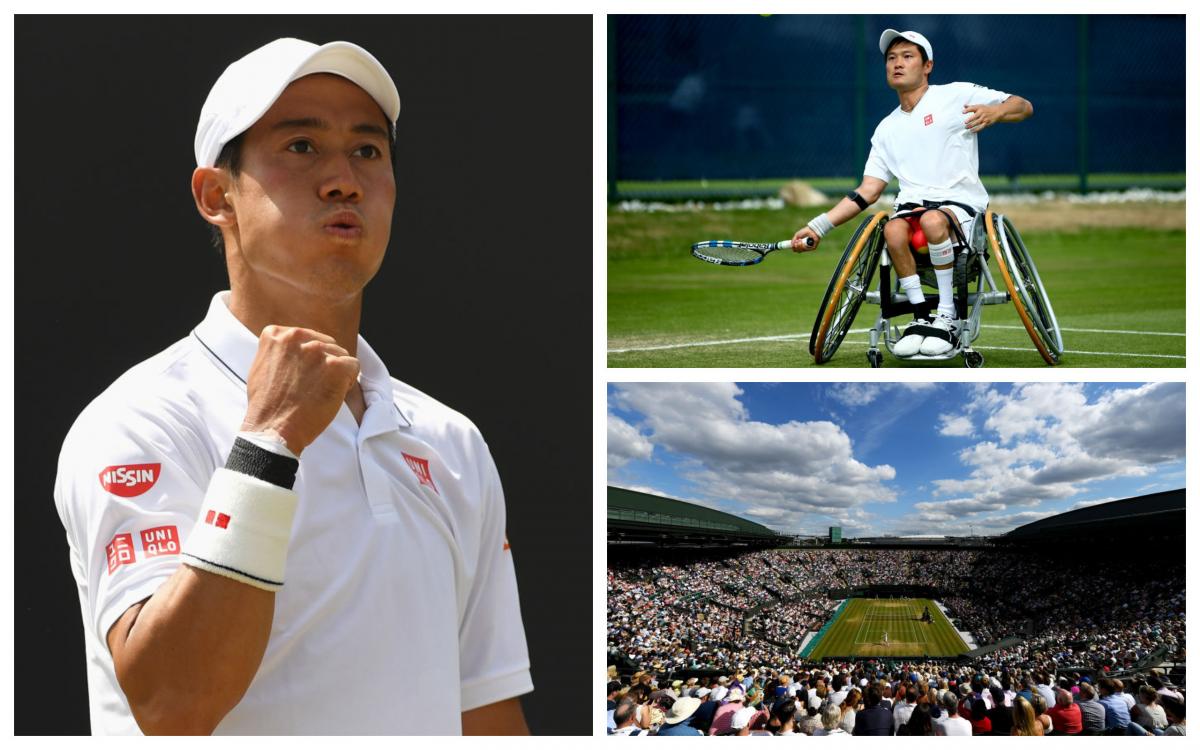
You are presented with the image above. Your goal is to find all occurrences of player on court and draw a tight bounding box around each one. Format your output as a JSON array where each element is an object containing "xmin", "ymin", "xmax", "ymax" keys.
[
  {"xmin": 883, "ymin": 631, "xmax": 889, "ymax": 645},
  {"xmin": 54, "ymin": 38, "xmax": 532, "ymax": 735},
  {"xmin": 793, "ymin": 29, "xmax": 1033, "ymax": 357}
]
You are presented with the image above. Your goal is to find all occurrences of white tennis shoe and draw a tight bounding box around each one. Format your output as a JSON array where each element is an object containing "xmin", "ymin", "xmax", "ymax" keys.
[
  {"xmin": 894, "ymin": 319, "xmax": 928, "ymax": 357},
  {"xmin": 919, "ymin": 310, "xmax": 960, "ymax": 355}
]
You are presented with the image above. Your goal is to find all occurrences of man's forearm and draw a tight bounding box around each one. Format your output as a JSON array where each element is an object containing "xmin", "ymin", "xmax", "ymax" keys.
[
  {"xmin": 111, "ymin": 565, "xmax": 274, "ymax": 734},
  {"xmin": 826, "ymin": 196, "xmax": 870, "ymax": 227},
  {"xmin": 998, "ymin": 95, "xmax": 1033, "ymax": 123}
]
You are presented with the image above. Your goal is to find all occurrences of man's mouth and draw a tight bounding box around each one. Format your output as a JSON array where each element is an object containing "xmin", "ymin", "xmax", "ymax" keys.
[{"xmin": 323, "ymin": 211, "xmax": 364, "ymax": 239}]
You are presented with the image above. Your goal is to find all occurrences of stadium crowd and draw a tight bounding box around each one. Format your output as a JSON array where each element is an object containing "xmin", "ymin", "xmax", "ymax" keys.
[
  {"xmin": 605, "ymin": 665, "xmax": 1186, "ymax": 736},
  {"xmin": 607, "ymin": 547, "xmax": 1184, "ymax": 736}
]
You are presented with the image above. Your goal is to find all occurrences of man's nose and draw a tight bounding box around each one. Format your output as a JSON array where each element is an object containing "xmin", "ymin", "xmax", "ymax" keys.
[{"xmin": 320, "ymin": 156, "xmax": 363, "ymax": 202}]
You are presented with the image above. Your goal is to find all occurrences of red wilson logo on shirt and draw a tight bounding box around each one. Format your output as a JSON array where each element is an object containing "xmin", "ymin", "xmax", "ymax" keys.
[
  {"xmin": 98, "ymin": 463, "xmax": 161, "ymax": 497},
  {"xmin": 106, "ymin": 533, "xmax": 136, "ymax": 574},
  {"xmin": 402, "ymin": 453, "xmax": 438, "ymax": 494},
  {"xmin": 924, "ymin": 113, "xmax": 934, "ymax": 126}
]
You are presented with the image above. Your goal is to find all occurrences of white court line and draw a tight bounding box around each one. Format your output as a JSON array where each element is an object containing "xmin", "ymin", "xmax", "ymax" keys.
[
  {"xmin": 609, "ymin": 327, "xmax": 1185, "ymax": 355},
  {"xmin": 852, "ymin": 600, "xmax": 870, "ymax": 646},
  {"xmin": 903, "ymin": 601, "xmax": 914, "ymax": 647},
  {"xmin": 914, "ymin": 601, "xmax": 927, "ymax": 647},
  {"xmin": 987, "ymin": 324, "xmax": 1184, "ymax": 337},
  {"xmin": 609, "ymin": 336, "xmax": 1185, "ymax": 359}
]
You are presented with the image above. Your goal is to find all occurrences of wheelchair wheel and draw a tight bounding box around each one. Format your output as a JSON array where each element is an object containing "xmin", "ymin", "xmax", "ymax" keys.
[
  {"xmin": 810, "ymin": 211, "xmax": 888, "ymax": 363},
  {"xmin": 986, "ymin": 211, "xmax": 1064, "ymax": 365}
]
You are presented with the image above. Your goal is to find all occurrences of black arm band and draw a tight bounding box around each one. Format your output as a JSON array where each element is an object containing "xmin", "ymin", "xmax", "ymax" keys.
[
  {"xmin": 225, "ymin": 437, "xmax": 299, "ymax": 490},
  {"xmin": 847, "ymin": 190, "xmax": 869, "ymax": 211}
]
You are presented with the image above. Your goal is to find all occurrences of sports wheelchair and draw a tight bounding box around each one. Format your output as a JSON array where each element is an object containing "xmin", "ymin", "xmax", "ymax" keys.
[{"xmin": 809, "ymin": 203, "xmax": 1063, "ymax": 368}]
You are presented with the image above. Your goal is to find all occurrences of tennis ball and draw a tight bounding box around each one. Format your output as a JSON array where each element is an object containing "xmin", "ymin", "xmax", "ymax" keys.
[
  {"xmin": 903, "ymin": 213, "xmax": 929, "ymax": 254},
  {"xmin": 911, "ymin": 226, "xmax": 928, "ymax": 254}
]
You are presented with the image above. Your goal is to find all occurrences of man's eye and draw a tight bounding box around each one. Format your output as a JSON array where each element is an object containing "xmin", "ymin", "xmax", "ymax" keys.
[
  {"xmin": 357, "ymin": 144, "xmax": 383, "ymax": 158},
  {"xmin": 287, "ymin": 140, "xmax": 314, "ymax": 153}
]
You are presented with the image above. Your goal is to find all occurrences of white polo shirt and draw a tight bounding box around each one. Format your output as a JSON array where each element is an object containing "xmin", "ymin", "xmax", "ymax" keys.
[
  {"xmin": 864, "ymin": 81, "xmax": 1011, "ymax": 212},
  {"xmin": 54, "ymin": 291, "xmax": 533, "ymax": 735}
]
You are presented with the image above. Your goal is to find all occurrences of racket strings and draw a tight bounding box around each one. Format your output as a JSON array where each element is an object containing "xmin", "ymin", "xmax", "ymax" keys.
[{"xmin": 698, "ymin": 245, "xmax": 762, "ymax": 263}]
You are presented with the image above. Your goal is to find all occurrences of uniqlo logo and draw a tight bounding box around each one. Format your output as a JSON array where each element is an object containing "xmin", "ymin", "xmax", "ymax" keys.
[
  {"xmin": 204, "ymin": 510, "xmax": 231, "ymax": 529},
  {"xmin": 924, "ymin": 113, "xmax": 934, "ymax": 126},
  {"xmin": 140, "ymin": 525, "xmax": 180, "ymax": 557},
  {"xmin": 402, "ymin": 453, "xmax": 438, "ymax": 493},
  {"xmin": 106, "ymin": 533, "xmax": 136, "ymax": 574},
  {"xmin": 98, "ymin": 463, "xmax": 161, "ymax": 497}
]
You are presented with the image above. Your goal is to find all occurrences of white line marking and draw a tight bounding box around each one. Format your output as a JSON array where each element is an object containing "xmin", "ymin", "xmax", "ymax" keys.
[
  {"xmin": 608, "ymin": 334, "xmax": 805, "ymax": 353},
  {"xmin": 989, "ymin": 324, "xmax": 1184, "ymax": 337},
  {"xmin": 610, "ymin": 326, "xmax": 1184, "ymax": 355},
  {"xmin": 852, "ymin": 600, "xmax": 869, "ymax": 646}
]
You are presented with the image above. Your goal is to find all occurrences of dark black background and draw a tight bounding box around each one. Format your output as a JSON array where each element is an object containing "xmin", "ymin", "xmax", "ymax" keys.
[{"xmin": 15, "ymin": 15, "xmax": 590, "ymax": 735}]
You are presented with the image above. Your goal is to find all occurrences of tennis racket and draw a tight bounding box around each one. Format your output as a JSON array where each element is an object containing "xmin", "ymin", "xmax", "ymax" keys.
[{"xmin": 691, "ymin": 237, "xmax": 814, "ymax": 266}]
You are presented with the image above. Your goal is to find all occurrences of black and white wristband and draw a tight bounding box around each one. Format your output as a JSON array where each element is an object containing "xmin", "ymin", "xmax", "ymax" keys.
[{"xmin": 181, "ymin": 438, "xmax": 300, "ymax": 591}]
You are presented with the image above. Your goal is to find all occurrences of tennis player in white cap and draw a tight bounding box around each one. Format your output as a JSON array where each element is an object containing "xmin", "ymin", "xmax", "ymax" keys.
[
  {"xmin": 793, "ymin": 29, "xmax": 1033, "ymax": 357},
  {"xmin": 54, "ymin": 38, "xmax": 532, "ymax": 735}
]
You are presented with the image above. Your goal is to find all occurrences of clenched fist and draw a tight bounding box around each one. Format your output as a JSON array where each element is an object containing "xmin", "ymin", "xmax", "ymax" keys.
[{"xmin": 240, "ymin": 325, "xmax": 360, "ymax": 455}]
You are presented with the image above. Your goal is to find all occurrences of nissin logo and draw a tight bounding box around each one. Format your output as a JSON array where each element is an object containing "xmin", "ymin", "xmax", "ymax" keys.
[{"xmin": 98, "ymin": 463, "xmax": 161, "ymax": 497}]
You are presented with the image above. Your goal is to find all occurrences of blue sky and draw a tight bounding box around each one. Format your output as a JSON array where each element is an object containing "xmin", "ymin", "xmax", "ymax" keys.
[{"xmin": 607, "ymin": 382, "xmax": 1185, "ymax": 538}]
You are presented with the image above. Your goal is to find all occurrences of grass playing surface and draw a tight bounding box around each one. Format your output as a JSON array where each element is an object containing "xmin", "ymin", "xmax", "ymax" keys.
[
  {"xmin": 805, "ymin": 598, "xmax": 968, "ymax": 660},
  {"xmin": 607, "ymin": 205, "xmax": 1185, "ymax": 368}
]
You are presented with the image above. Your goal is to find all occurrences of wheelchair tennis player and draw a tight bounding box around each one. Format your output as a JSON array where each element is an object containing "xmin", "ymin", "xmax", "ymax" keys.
[{"xmin": 792, "ymin": 29, "xmax": 1033, "ymax": 357}]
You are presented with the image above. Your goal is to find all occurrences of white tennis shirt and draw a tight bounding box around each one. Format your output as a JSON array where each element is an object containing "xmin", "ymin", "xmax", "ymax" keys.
[
  {"xmin": 54, "ymin": 291, "xmax": 533, "ymax": 735},
  {"xmin": 864, "ymin": 81, "xmax": 1011, "ymax": 212}
]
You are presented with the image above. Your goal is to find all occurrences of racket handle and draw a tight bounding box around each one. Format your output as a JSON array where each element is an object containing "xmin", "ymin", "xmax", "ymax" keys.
[{"xmin": 782, "ymin": 237, "xmax": 815, "ymax": 250}]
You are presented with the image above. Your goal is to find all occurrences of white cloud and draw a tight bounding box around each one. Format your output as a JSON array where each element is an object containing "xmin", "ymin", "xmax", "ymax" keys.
[
  {"xmin": 888, "ymin": 508, "xmax": 1057, "ymax": 537},
  {"xmin": 1066, "ymin": 496, "xmax": 1120, "ymax": 512},
  {"xmin": 607, "ymin": 412, "xmax": 653, "ymax": 468},
  {"xmin": 827, "ymin": 382, "xmax": 937, "ymax": 408},
  {"xmin": 918, "ymin": 382, "xmax": 1184, "ymax": 531},
  {"xmin": 610, "ymin": 383, "xmax": 896, "ymax": 534},
  {"xmin": 938, "ymin": 414, "xmax": 974, "ymax": 437}
]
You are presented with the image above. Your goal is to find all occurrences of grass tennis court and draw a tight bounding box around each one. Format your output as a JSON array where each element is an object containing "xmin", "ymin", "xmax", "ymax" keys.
[
  {"xmin": 607, "ymin": 203, "xmax": 1185, "ymax": 368},
  {"xmin": 806, "ymin": 598, "xmax": 969, "ymax": 660}
]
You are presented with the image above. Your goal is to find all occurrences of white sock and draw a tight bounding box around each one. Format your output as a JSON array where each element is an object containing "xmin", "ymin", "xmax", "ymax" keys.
[
  {"xmin": 933, "ymin": 266, "xmax": 956, "ymax": 318},
  {"xmin": 899, "ymin": 274, "xmax": 925, "ymax": 308}
]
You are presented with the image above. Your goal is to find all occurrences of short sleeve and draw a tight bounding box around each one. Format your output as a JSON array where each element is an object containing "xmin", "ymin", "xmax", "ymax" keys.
[
  {"xmin": 863, "ymin": 137, "xmax": 892, "ymax": 184},
  {"xmin": 955, "ymin": 81, "xmax": 1010, "ymax": 107},
  {"xmin": 54, "ymin": 400, "xmax": 215, "ymax": 646},
  {"xmin": 457, "ymin": 442, "xmax": 533, "ymax": 712}
]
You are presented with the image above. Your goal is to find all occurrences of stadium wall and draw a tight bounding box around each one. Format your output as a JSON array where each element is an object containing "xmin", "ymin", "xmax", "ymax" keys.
[{"xmin": 611, "ymin": 14, "xmax": 1183, "ymax": 191}]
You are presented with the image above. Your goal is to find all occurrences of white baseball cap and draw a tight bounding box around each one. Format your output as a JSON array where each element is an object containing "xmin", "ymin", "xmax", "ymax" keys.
[
  {"xmin": 730, "ymin": 707, "xmax": 757, "ymax": 730},
  {"xmin": 879, "ymin": 29, "xmax": 933, "ymax": 61},
  {"xmin": 195, "ymin": 38, "xmax": 401, "ymax": 168}
]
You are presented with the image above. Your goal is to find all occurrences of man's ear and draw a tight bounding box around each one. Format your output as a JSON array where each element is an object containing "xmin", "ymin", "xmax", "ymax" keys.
[{"xmin": 191, "ymin": 167, "xmax": 236, "ymax": 230}]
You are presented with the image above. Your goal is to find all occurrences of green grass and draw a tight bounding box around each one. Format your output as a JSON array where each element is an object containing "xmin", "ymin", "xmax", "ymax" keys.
[
  {"xmin": 806, "ymin": 598, "xmax": 967, "ymax": 660},
  {"xmin": 607, "ymin": 206, "xmax": 1185, "ymax": 368}
]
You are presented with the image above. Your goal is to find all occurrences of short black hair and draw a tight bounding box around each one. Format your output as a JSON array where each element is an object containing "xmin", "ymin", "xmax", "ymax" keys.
[
  {"xmin": 207, "ymin": 123, "xmax": 398, "ymax": 254},
  {"xmin": 885, "ymin": 36, "xmax": 929, "ymax": 65}
]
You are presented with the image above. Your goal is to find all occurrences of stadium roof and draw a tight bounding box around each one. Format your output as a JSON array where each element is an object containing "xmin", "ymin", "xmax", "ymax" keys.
[
  {"xmin": 608, "ymin": 486, "xmax": 780, "ymax": 543},
  {"xmin": 1005, "ymin": 488, "xmax": 1184, "ymax": 541}
]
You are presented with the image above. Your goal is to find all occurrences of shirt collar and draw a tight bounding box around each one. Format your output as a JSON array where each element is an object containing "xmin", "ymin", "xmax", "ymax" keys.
[{"xmin": 192, "ymin": 291, "xmax": 409, "ymax": 429}]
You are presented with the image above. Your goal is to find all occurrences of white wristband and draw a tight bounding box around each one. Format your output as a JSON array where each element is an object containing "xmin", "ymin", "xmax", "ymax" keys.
[
  {"xmin": 237, "ymin": 429, "xmax": 299, "ymax": 460},
  {"xmin": 807, "ymin": 212, "xmax": 835, "ymax": 238},
  {"xmin": 181, "ymin": 468, "xmax": 298, "ymax": 591}
]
